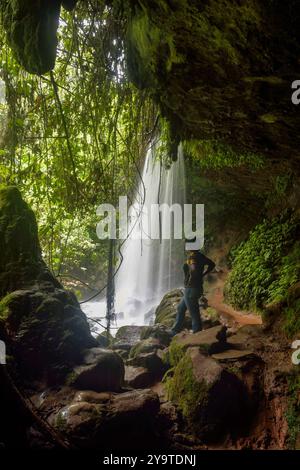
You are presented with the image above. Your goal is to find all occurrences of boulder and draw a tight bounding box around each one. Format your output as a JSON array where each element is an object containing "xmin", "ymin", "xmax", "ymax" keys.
[
  {"xmin": 140, "ymin": 323, "xmax": 172, "ymax": 346},
  {"xmin": 113, "ymin": 349, "xmax": 129, "ymax": 360},
  {"xmin": 211, "ymin": 349, "xmax": 255, "ymax": 361},
  {"xmin": 96, "ymin": 331, "xmax": 113, "ymax": 348},
  {"xmin": 125, "ymin": 349, "xmax": 168, "ymax": 388},
  {"xmin": 127, "ymin": 350, "xmax": 168, "ymax": 381},
  {"xmin": 0, "ymin": 286, "xmax": 96, "ymax": 382},
  {"xmin": 129, "ymin": 337, "xmax": 165, "ymax": 359},
  {"xmin": 154, "ymin": 289, "xmax": 215, "ymax": 330},
  {"xmin": 73, "ymin": 390, "xmax": 113, "ymax": 404},
  {"xmin": 154, "ymin": 289, "xmax": 186, "ymax": 328},
  {"xmin": 168, "ymin": 325, "xmax": 228, "ymax": 361},
  {"xmin": 112, "ymin": 325, "xmax": 145, "ymax": 352},
  {"xmin": 115, "ymin": 325, "xmax": 145, "ymax": 343},
  {"xmin": 227, "ymin": 325, "xmax": 265, "ymax": 352},
  {"xmin": 165, "ymin": 347, "xmax": 249, "ymax": 442},
  {"xmin": 54, "ymin": 388, "xmax": 160, "ymax": 449},
  {"xmin": 0, "ymin": 187, "xmax": 97, "ymax": 382},
  {"xmin": 69, "ymin": 348, "xmax": 125, "ymax": 392},
  {"xmin": 124, "ymin": 366, "xmax": 153, "ymax": 388}
]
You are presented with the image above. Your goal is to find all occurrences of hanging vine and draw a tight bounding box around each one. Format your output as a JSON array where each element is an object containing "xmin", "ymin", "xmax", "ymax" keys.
[{"xmin": 0, "ymin": 1, "xmax": 158, "ymax": 288}]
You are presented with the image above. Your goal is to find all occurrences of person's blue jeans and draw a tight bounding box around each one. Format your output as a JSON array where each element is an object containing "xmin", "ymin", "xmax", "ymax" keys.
[{"xmin": 172, "ymin": 287, "xmax": 202, "ymax": 334}]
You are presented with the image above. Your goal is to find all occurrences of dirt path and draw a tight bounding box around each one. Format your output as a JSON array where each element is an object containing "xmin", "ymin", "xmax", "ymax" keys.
[{"xmin": 206, "ymin": 273, "xmax": 262, "ymax": 327}]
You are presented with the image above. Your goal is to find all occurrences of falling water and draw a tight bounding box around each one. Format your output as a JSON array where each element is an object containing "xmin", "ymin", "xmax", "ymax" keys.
[{"xmin": 82, "ymin": 141, "xmax": 186, "ymax": 332}]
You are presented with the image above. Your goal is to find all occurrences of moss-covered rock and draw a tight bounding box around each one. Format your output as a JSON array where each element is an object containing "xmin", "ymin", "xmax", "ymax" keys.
[
  {"xmin": 140, "ymin": 323, "xmax": 172, "ymax": 346},
  {"xmin": 165, "ymin": 347, "xmax": 249, "ymax": 441},
  {"xmin": 129, "ymin": 337, "xmax": 165, "ymax": 359},
  {"xmin": 0, "ymin": 1, "xmax": 78, "ymax": 74},
  {"xmin": 0, "ymin": 186, "xmax": 96, "ymax": 382},
  {"xmin": 114, "ymin": 325, "xmax": 144, "ymax": 345},
  {"xmin": 125, "ymin": 0, "xmax": 300, "ymax": 162},
  {"xmin": 0, "ymin": 186, "xmax": 56, "ymax": 296},
  {"xmin": 0, "ymin": 286, "xmax": 96, "ymax": 382},
  {"xmin": 154, "ymin": 288, "xmax": 188, "ymax": 328},
  {"xmin": 168, "ymin": 325, "xmax": 226, "ymax": 363}
]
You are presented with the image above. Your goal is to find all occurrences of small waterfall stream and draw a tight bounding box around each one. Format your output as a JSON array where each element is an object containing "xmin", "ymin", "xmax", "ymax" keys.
[{"xmin": 82, "ymin": 141, "xmax": 186, "ymax": 333}]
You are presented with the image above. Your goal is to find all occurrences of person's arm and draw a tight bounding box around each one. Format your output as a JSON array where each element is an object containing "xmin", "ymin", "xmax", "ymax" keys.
[{"xmin": 202, "ymin": 256, "xmax": 215, "ymax": 277}]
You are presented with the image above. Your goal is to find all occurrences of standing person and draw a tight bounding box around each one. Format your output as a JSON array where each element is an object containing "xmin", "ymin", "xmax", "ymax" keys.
[{"xmin": 171, "ymin": 247, "xmax": 215, "ymax": 335}]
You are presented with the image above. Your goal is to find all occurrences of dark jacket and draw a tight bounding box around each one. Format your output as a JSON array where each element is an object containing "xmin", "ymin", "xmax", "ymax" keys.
[{"xmin": 183, "ymin": 252, "xmax": 215, "ymax": 289}]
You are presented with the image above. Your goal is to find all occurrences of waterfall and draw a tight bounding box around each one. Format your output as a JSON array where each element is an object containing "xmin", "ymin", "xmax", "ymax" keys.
[{"xmin": 82, "ymin": 141, "xmax": 186, "ymax": 332}]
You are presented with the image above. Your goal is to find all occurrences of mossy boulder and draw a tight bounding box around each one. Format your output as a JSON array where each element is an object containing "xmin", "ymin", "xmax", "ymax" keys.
[
  {"xmin": 0, "ymin": 286, "xmax": 96, "ymax": 382},
  {"xmin": 168, "ymin": 325, "xmax": 226, "ymax": 361},
  {"xmin": 114, "ymin": 325, "xmax": 144, "ymax": 346},
  {"xmin": 154, "ymin": 289, "xmax": 189, "ymax": 328},
  {"xmin": 140, "ymin": 323, "xmax": 172, "ymax": 346},
  {"xmin": 165, "ymin": 347, "xmax": 249, "ymax": 441},
  {"xmin": 129, "ymin": 337, "xmax": 165, "ymax": 359},
  {"xmin": 0, "ymin": 0, "xmax": 77, "ymax": 75},
  {"xmin": 0, "ymin": 186, "xmax": 96, "ymax": 382},
  {"xmin": 0, "ymin": 186, "xmax": 58, "ymax": 296},
  {"xmin": 96, "ymin": 331, "xmax": 114, "ymax": 348}
]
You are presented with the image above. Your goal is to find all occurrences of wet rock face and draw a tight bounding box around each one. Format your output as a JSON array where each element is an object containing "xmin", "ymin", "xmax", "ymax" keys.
[
  {"xmin": 125, "ymin": 0, "xmax": 300, "ymax": 161},
  {"xmin": 0, "ymin": 186, "xmax": 96, "ymax": 382}
]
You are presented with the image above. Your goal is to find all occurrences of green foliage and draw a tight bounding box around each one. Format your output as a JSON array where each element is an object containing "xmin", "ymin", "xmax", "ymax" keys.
[
  {"xmin": 126, "ymin": 1, "xmax": 184, "ymax": 88},
  {"xmin": 285, "ymin": 371, "xmax": 300, "ymax": 449},
  {"xmin": 224, "ymin": 211, "xmax": 300, "ymax": 311},
  {"xmin": 283, "ymin": 299, "xmax": 300, "ymax": 338},
  {"xmin": 167, "ymin": 337, "xmax": 186, "ymax": 367},
  {"xmin": 0, "ymin": 2, "xmax": 158, "ymax": 283},
  {"xmin": 183, "ymin": 139, "xmax": 265, "ymax": 170},
  {"xmin": 265, "ymin": 172, "xmax": 293, "ymax": 209},
  {"xmin": 0, "ymin": 292, "xmax": 15, "ymax": 320}
]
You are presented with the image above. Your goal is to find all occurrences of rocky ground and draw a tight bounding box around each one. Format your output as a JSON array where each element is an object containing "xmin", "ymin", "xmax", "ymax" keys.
[
  {"xmin": 8, "ymin": 286, "xmax": 295, "ymax": 451},
  {"xmin": 0, "ymin": 187, "xmax": 298, "ymax": 450}
]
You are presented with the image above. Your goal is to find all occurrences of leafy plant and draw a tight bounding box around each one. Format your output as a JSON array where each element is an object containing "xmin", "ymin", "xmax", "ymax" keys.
[{"xmin": 224, "ymin": 211, "xmax": 300, "ymax": 311}]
